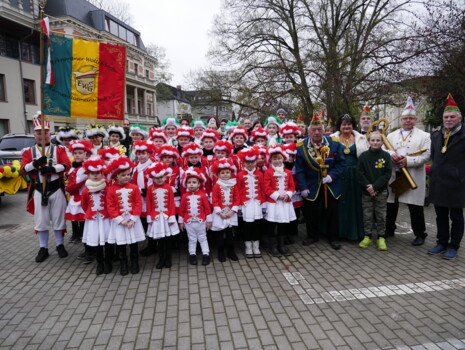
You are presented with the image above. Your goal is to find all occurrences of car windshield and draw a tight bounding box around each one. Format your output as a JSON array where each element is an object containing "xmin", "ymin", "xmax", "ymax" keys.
[{"xmin": 0, "ymin": 137, "xmax": 35, "ymax": 151}]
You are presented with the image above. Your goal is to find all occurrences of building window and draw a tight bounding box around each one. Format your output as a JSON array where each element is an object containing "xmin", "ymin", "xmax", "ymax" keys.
[
  {"xmin": 145, "ymin": 69, "xmax": 149, "ymax": 79},
  {"xmin": 0, "ymin": 74, "xmax": 6, "ymax": 102},
  {"xmin": 134, "ymin": 63, "xmax": 138, "ymax": 76},
  {"xmin": 0, "ymin": 119, "xmax": 9, "ymax": 137},
  {"xmin": 127, "ymin": 31, "xmax": 135, "ymax": 45},
  {"xmin": 147, "ymin": 102, "xmax": 153, "ymax": 116},
  {"xmin": 23, "ymin": 79, "xmax": 35, "ymax": 104},
  {"xmin": 21, "ymin": 42, "xmax": 32, "ymax": 62}
]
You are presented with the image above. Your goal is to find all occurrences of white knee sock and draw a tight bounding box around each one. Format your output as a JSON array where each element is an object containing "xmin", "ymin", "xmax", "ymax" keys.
[
  {"xmin": 38, "ymin": 231, "xmax": 49, "ymax": 248},
  {"xmin": 54, "ymin": 230, "xmax": 64, "ymax": 246}
]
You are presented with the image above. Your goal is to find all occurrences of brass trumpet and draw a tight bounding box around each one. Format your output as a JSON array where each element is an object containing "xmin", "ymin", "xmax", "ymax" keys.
[{"xmin": 367, "ymin": 118, "xmax": 417, "ymax": 191}]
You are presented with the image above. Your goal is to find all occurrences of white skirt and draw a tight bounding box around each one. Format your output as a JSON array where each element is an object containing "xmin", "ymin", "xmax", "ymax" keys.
[
  {"xmin": 82, "ymin": 214, "xmax": 111, "ymax": 246},
  {"xmin": 108, "ymin": 213, "xmax": 146, "ymax": 245},
  {"xmin": 266, "ymin": 201, "xmax": 296, "ymax": 223},
  {"xmin": 211, "ymin": 212, "xmax": 238, "ymax": 231},
  {"xmin": 64, "ymin": 199, "xmax": 86, "ymax": 221},
  {"xmin": 146, "ymin": 214, "xmax": 180, "ymax": 239},
  {"xmin": 241, "ymin": 200, "xmax": 263, "ymax": 222}
]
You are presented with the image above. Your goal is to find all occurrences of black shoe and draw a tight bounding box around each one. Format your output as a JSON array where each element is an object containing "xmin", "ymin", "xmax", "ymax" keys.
[
  {"xmin": 69, "ymin": 236, "xmax": 78, "ymax": 243},
  {"xmin": 330, "ymin": 240, "xmax": 341, "ymax": 250},
  {"xmin": 164, "ymin": 255, "xmax": 172, "ymax": 268},
  {"xmin": 189, "ymin": 254, "xmax": 197, "ymax": 265},
  {"xmin": 131, "ymin": 260, "xmax": 140, "ymax": 274},
  {"xmin": 302, "ymin": 238, "xmax": 319, "ymax": 246},
  {"xmin": 202, "ymin": 254, "xmax": 210, "ymax": 266},
  {"xmin": 96, "ymin": 263, "xmax": 104, "ymax": 275},
  {"xmin": 77, "ymin": 251, "xmax": 86, "ymax": 260},
  {"xmin": 140, "ymin": 239, "xmax": 157, "ymax": 256},
  {"xmin": 35, "ymin": 248, "xmax": 49, "ymax": 263},
  {"xmin": 56, "ymin": 244, "xmax": 68, "ymax": 258},
  {"xmin": 227, "ymin": 247, "xmax": 239, "ymax": 261},
  {"xmin": 218, "ymin": 248, "xmax": 226, "ymax": 262},
  {"xmin": 385, "ymin": 232, "xmax": 395, "ymax": 238},
  {"xmin": 104, "ymin": 261, "xmax": 113, "ymax": 274},
  {"xmin": 278, "ymin": 244, "xmax": 290, "ymax": 255},
  {"xmin": 120, "ymin": 259, "xmax": 129, "ymax": 276},
  {"xmin": 412, "ymin": 236, "xmax": 425, "ymax": 246},
  {"xmin": 156, "ymin": 257, "xmax": 165, "ymax": 269},
  {"xmin": 83, "ymin": 255, "xmax": 94, "ymax": 264}
]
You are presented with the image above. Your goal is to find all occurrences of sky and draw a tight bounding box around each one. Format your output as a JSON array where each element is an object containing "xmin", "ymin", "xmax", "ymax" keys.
[{"xmin": 130, "ymin": 0, "xmax": 222, "ymax": 88}]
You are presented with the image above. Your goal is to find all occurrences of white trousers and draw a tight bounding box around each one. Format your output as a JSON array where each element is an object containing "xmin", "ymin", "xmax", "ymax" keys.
[
  {"xmin": 34, "ymin": 189, "xmax": 67, "ymax": 231},
  {"xmin": 185, "ymin": 222, "xmax": 209, "ymax": 255}
]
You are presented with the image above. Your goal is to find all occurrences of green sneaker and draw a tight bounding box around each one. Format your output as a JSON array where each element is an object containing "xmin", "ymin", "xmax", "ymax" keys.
[
  {"xmin": 359, "ymin": 236, "xmax": 373, "ymax": 248},
  {"xmin": 377, "ymin": 237, "xmax": 387, "ymax": 251}
]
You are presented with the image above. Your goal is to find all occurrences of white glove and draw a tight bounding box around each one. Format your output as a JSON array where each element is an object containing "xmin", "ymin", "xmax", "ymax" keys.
[
  {"xmin": 322, "ymin": 175, "xmax": 333, "ymax": 184},
  {"xmin": 300, "ymin": 189, "xmax": 309, "ymax": 197}
]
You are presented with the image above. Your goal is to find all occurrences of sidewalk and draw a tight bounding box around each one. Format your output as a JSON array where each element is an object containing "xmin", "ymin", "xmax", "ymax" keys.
[{"xmin": 0, "ymin": 192, "xmax": 464, "ymax": 350}]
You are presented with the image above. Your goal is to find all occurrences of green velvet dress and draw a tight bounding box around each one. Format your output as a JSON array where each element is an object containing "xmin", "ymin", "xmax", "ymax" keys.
[{"xmin": 338, "ymin": 143, "xmax": 364, "ymax": 240}]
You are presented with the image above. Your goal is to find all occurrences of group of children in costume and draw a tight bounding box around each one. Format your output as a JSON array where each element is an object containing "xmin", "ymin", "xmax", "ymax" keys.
[{"xmin": 57, "ymin": 116, "xmax": 304, "ymax": 275}]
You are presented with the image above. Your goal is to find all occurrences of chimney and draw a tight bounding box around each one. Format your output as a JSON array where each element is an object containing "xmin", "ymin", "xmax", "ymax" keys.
[{"xmin": 176, "ymin": 85, "xmax": 182, "ymax": 90}]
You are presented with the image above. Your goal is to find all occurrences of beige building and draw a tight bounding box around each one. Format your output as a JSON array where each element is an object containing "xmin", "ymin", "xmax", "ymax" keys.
[{"xmin": 0, "ymin": 0, "xmax": 159, "ymax": 136}]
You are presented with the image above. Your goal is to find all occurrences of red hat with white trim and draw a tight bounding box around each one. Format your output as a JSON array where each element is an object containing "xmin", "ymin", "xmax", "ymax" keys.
[
  {"xmin": 149, "ymin": 128, "xmax": 168, "ymax": 142},
  {"xmin": 211, "ymin": 159, "xmax": 237, "ymax": 176},
  {"xmin": 280, "ymin": 123, "xmax": 301, "ymax": 137},
  {"xmin": 147, "ymin": 162, "xmax": 172, "ymax": 179},
  {"xmin": 254, "ymin": 145, "xmax": 268, "ymax": 155},
  {"xmin": 229, "ymin": 126, "xmax": 249, "ymax": 141},
  {"xmin": 176, "ymin": 126, "xmax": 195, "ymax": 140},
  {"xmin": 283, "ymin": 143, "xmax": 297, "ymax": 156},
  {"xmin": 67, "ymin": 140, "xmax": 93, "ymax": 155},
  {"xmin": 33, "ymin": 112, "xmax": 50, "ymax": 130},
  {"xmin": 181, "ymin": 143, "xmax": 203, "ymax": 158},
  {"xmin": 157, "ymin": 145, "xmax": 180, "ymax": 159},
  {"xmin": 82, "ymin": 159, "xmax": 106, "ymax": 174},
  {"xmin": 267, "ymin": 145, "xmax": 288, "ymax": 161},
  {"xmin": 250, "ymin": 127, "xmax": 269, "ymax": 142},
  {"xmin": 182, "ymin": 167, "xmax": 206, "ymax": 187},
  {"xmin": 133, "ymin": 141, "xmax": 156, "ymax": 154},
  {"xmin": 213, "ymin": 140, "xmax": 233, "ymax": 154},
  {"xmin": 98, "ymin": 147, "xmax": 121, "ymax": 161},
  {"xmin": 199, "ymin": 129, "xmax": 220, "ymax": 142},
  {"xmin": 106, "ymin": 156, "xmax": 134, "ymax": 179},
  {"xmin": 238, "ymin": 147, "xmax": 260, "ymax": 162}
]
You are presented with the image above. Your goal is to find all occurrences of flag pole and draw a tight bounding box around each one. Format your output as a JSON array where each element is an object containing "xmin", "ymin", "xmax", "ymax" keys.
[{"xmin": 39, "ymin": 0, "xmax": 47, "ymax": 193}]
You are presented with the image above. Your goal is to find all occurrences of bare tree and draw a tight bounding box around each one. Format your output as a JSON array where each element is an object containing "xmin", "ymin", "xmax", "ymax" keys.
[
  {"xmin": 207, "ymin": 0, "xmax": 421, "ymax": 121},
  {"xmin": 146, "ymin": 43, "xmax": 173, "ymax": 84},
  {"xmin": 88, "ymin": 0, "xmax": 133, "ymax": 25}
]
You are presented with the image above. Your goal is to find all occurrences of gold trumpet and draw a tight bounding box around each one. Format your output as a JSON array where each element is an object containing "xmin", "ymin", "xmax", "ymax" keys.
[{"xmin": 367, "ymin": 118, "xmax": 417, "ymax": 193}]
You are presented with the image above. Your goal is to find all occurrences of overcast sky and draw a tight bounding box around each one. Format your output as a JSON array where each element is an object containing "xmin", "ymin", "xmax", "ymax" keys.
[{"xmin": 130, "ymin": 0, "xmax": 222, "ymax": 88}]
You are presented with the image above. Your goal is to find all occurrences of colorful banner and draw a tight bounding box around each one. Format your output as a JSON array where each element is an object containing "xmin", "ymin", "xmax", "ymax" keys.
[{"xmin": 43, "ymin": 35, "xmax": 126, "ymax": 120}]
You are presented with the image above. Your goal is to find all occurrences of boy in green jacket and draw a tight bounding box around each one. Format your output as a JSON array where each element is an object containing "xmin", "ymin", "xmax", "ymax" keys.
[{"xmin": 357, "ymin": 131, "xmax": 393, "ymax": 250}]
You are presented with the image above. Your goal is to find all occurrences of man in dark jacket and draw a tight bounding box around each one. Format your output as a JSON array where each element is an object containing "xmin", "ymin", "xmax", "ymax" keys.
[{"xmin": 427, "ymin": 94, "xmax": 465, "ymax": 259}]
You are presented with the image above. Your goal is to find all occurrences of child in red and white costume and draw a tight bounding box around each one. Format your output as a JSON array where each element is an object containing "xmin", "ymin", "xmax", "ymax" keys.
[
  {"xmin": 264, "ymin": 145, "xmax": 296, "ymax": 256},
  {"xmin": 131, "ymin": 141, "xmax": 156, "ymax": 231},
  {"xmin": 65, "ymin": 140, "xmax": 93, "ymax": 243},
  {"xmin": 180, "ymin": 143, "xmax": 211, "ymax": 195},
  {"xmin": 98, "ymin": 147, "xmax": 121, "ymax": 166},
  {"xmin": 210, "ymin": 159, "xmax": 241, "ymax": 262},
  {"xmin": 178, "ymin": 168, "xmax": 212, "ymax": 266},
  {"xmin": 146, "ymin": 162, "xmax": 179, "ymax": 269},
  {"xmin": 250, "ymin": 127, "xmax": 269, "ymax": 146},
  {"xmin": 229, "ymin": 126, "xmax": 249, "ymax": 155},
  {"xmin": 280, "ymin": 123, "xmax": 301, "ymax": 144},
  {"xmin": 254, "ymin": 145, "xmax": 269, "ymax": 172},
  {"xmin": 211, "ymin": 140, "xmax": 240, "ymax": 184},
  {"xmin": 237, "ymin": 148, "xmax": 266, "ymax": 258},
  {"xmin": 80, "ymin": 159, "xmax": 113, "ymax": 275},
  {"xmin": 200, "ymin": 129, "xmax": 220, "ymax": 167},
  {"xmin": 283, "ymin": 143, "xmax": 303, "ymax": 243},
  {"xmin": 157, "ymin": 145, "xmax": 181, "ymax": 210},
  {"xmin": 148, "ymin": 128, "xmax": 168, "ymax": 152},
  {"xmin": 106, "ymin": 157, "xmax": 145, "ymax": 275},
  {"xmin": 175, "ymin": 127, "xmax": 195, "ymax": 167}
]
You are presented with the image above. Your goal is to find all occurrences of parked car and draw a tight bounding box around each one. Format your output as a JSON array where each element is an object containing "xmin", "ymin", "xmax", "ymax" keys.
[{"xmin": 0, "ymin": 133, "xmax": 35, "ymax": 164}]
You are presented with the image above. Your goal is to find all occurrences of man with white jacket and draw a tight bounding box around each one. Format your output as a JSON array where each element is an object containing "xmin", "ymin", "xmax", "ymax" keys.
[{"xmin": 385, "ymin": 97, "xmax": 431, "ymax": 245}]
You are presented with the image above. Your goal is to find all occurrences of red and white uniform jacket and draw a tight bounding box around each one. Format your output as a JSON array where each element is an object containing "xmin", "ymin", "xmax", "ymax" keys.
[
  {"xmin": 21, "ymin": 144, "xmax": 71, "ymax": 182},
  {"xmin": 263, "ymin": 167, "xmax": 295, "ymax": 203},
  {"xmin": 65, "ymin": 166, "xmax": 87, "ymax": 203},
  {"xmin": 178, "ymin": 189, "xmax": 212, "ymax": 224},
  {"xmin": 236, "ymin": 169, "xmax": 266, "ymax": 206},
  {"xmin": 180, "ymin": 164, "xmax": 211, "ymax": 195},
  {"xmin": 106, "ymin": 182, "xmax": 142, "ymax": 224},
  {"xmin": 166, "ymin": 165, "xmax": 180, "ymax": 195},
  {"xmin": 211, "ymin": 182, "xmax": 241, "ymax": 214},
  {"xmin": 131, "ymin": 160, "xmax": 153, "ymax": 217},
  {"xmin": 81, "ymin": 188, "xmax": 110, "ymax": 220},
  {"xmin": 146, "ymin": 182, "xmax": 177, "ymax": 224}
]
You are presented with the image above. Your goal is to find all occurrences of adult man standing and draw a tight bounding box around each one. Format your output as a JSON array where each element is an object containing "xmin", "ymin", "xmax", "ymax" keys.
[
  {"xmin": 295, "ymin": 114, "xmax": 345, "ymax": 250},
  {"xmin": 427, "ymin": 94, "xmax": 465, "ymax": 259},
  {"xmin": 385, "ymin": 97, "xmax": 431, "ymax": 245},
  {"xmin": 122, "ymin": 119, "xmax": 132, "ymax": 153},
  {"xmin": 359, "ymin": 105, "xmax": 373, "ymax": 134},
  {"xmin": 276, "ymin": 109, "xmax": 288, "ymax": 123},
  {"xmin": 21, "ymin": 113, "xmax": 71, "ymax": 262}
]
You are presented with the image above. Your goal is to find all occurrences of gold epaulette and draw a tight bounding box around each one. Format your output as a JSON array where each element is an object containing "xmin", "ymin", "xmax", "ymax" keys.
[
  {"xmin": 331, "ymin": 137, "xmax": 339, "ymax": 142},
  {"xmin": 297, "ymin": 140, "xmax": 304, "ymax": 147}
]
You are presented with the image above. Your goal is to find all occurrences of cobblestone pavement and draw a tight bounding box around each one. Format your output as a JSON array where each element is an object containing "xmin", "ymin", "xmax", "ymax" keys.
[{"xmin": 0, "ymin": 191, "xmax": 464, "ymax": 350}]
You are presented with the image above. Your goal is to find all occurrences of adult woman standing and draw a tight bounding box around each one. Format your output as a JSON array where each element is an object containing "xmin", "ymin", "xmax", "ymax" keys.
[{"xmin": 331, "ymin": 114, "xmax": 368, "ymax": 241}]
